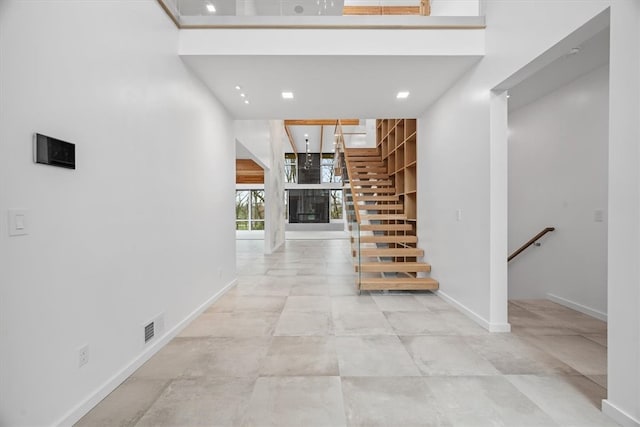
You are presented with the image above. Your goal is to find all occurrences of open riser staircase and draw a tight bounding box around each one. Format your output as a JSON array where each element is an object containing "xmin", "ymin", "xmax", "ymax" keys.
[{"xmin": 340, "ymin": 147, "xmax": 438, "ymax": 292}]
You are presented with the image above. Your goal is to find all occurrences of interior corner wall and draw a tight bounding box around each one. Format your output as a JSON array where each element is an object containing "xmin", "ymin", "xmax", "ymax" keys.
[
  {"xmin": 507, "ymin": 64, "xmax": 609, "ymax": 318},
  {"xmin": 233, "ymin": 120, "xmax": 272, "ymax": 170},
  {"xmin": 0, "ymin": 2, "xmax": 236, "ymax": 426},
  {"xmin": 264, "ymin": 121, "xmax": 286, "ymax": 254},
  {"xmin": 417, "ymin": 0, "xmax": 610, "ymax": 328}
]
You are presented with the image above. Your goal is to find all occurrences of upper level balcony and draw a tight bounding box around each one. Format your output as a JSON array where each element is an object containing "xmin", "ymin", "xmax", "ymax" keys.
[
  {"xmin": 158, "ymin": 0, "xmax": 485, "ymax": 29},
  {"xmin": 159, "ymin": 0, "xmax": 486, "ymax": 119}
]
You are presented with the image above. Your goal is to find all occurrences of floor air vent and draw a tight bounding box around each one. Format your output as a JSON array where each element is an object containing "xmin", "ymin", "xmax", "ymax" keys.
[{"xmin": 144, "ymin": 322, "xmax": 154, "ymax": 343}]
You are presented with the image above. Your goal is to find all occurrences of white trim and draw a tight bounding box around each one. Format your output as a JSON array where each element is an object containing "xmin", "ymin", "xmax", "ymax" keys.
[
  {"xmin": 602, "ymin": 399, "xmax": 640, "ymax": 427},
  {"xmin": 547, "ymin": 293, "xmax": 608, "ymax": 322},
  {"xmin": 236, "ymin": 183, "xmax": 265, "ymax": 190},
  {"xmin": 57, "ymin": 278, "xmax": 238, "ymax": 427},
  {"xmin": 437, "ymin": 290, "xmax": 511, "ymax": 333}
]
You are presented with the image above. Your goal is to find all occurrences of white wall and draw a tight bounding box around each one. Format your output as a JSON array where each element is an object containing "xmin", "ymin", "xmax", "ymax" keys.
[
  {"xmin": 419, "ymin": 1, "xmax": 640, "ymax": 424},
  {"xmin": 430, "ymin": 0, "xmax": 481, "ymax": 16},
  {"xmin": 604, "ymin": 1, "xmax": 640, "ymax": 425},
  {"xmin": 0, "ymin": 2, "xmax": 236, "ymax": 426},
  {"xmin": 508, "ymin": 65, "xmax": 609, "ymax": 319},
  {"xmin": 418, "ymin": 0, "xmax": 610, "ymax": 330},
  {"xmin": 234, "ymin": 120, "xmax": 272, "ymax": 169}
]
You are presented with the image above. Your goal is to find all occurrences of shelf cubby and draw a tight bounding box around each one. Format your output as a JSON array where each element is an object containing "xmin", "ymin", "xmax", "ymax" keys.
[{"xmin": 376, "ymin": 118, "xmax": 418, "ymax": 223}]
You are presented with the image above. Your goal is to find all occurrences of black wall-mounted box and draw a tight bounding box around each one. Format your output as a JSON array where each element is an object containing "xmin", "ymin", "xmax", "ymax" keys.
[{"xmin": 33, "ymin": 133, "xmax": 75, "ymax": 169}]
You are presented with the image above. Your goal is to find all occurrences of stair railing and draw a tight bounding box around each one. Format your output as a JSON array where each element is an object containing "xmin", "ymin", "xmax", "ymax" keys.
[
  {"xmin": 508, "ymin": 227, "xmax": 556, "ymax": 262},
  {"xmin": 335, "ymin": 121, "xmax": 364, "ymax": 288}
]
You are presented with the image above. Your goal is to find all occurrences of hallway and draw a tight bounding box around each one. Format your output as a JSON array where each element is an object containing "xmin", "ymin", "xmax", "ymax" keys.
[{"xmin": 77, "ymin": 239, "xmax": 612, "ymax": 426}]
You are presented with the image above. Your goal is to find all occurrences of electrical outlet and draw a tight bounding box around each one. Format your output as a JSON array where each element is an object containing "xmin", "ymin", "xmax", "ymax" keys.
[{"xmin": 78, "ymin": 344, "xmax": 89, "ymax": 368}]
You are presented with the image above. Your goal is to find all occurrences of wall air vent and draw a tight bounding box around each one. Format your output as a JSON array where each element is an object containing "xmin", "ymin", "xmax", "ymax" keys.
[{"xmin": 144, "ymin": 322, "xmax": 154, "ymax": 343}]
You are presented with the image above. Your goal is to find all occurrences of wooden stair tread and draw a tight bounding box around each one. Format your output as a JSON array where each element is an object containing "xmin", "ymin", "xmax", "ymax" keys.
[
  {"xmin": 360, "ymin": 214, "xmax": 407, "ymax": 220},
  {"xmin": 352, "ymin": 177, "xmax": 391, "ymax": 181},
  {"xmin": 350, "ymin": 166, "xmax": 387, "ymax": 170},
  {"xmin": 356, "ymin": 262, "xmax": 431, "ymax": 273},
  {"xmin": 348, "ymin": 157, "xmax": 383, "ymax": 162},
  {"xmin": 360, "ymin": 204, "xmax": 404, "ymax": 211},
  {"xmin": 359, "ymin": 277, "xmax": 439, "ymax": 291},
  {"xmin": 358, "ymin": 224, "xmax": 412, "ymax": 231},
  {"xmin": 345, "ymin": 148, "xmax": 379, "ymax": 155},
  {"xmin": 361, "ymin": 248, "xmax": 424, "ymax": 257},
  {"xmin": 352, "ymin": 180, "xmax": 393, "ymax": 186},
  {"xmin": 357, "ymin": 235, "xmax": 418, "ymax": 244},
  {"xmin": 350, "ymin": 160, "xmax": 385, "ymax": 165},
  {"xmin": 351, "ymin": 173, "xmax": 390, "ymax": 179},
  {"xmin": 350, "ymin": 166, "xmax": 386, "ymax": 170},
  {"xmin": 357, "ymin": 195, "xmax": 399, "ymax": 202},
  {"xmin": 349, "ymin": 166, "xmax": 387, "ymax": 173},
  {"xmin": 355, "ymin": 188, "xmax": 396, "ymax": 194}
]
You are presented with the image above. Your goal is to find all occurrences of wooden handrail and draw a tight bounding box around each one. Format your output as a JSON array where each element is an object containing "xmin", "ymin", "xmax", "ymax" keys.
[{"xmin": 508, "ymin": 227, "xmax": 555, "ymax": 262}]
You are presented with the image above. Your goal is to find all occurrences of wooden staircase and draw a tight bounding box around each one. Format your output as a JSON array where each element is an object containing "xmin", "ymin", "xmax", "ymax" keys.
[{"xmin": 342, "ymin": 147, "xmax": 438, "ymax": 292}]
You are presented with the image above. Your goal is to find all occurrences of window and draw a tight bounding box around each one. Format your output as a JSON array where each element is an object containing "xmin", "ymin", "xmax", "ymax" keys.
[
  {"xmin": 284, "ymin": 153, "xmax": 297, "ymax": 183},
  {"xmin": 330, "ymin": 189, "xmax": 343, "ymax": 220},
  {"xmin": 236, "ymin": 189, "xmax": 265, "ymax": 230},
  {"xmin": 321, "ymin": 153, "xmax": 341, "ymax": 183},
  {"xmin": 251, "ymin": 190, "xmax": 265, "ymax": 230},
  {"xmin": 235, "ymin": 190, "xmax": 249, "ymax": 230}
]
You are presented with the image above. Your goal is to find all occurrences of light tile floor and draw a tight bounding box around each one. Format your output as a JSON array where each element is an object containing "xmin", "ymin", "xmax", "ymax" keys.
[{"xmin": 77, "ymin": 239, "xmax": 615, "ymax": 427}]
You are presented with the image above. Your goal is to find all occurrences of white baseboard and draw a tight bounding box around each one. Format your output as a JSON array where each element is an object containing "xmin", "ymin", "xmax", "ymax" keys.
[
  {"xmin": 602, "ymin": 399, "xmax": 640, "ymax": 427},
  {"xmin": 436, "ymin": 290, "xmax": 511, "ymax": 333},
  {"xmin": 546, "ymin": 293, "xmax": 607, "ymax": 322},
  {"xmin": 57, "ymin": 278, "xmax": 238, "ymax": 427}
]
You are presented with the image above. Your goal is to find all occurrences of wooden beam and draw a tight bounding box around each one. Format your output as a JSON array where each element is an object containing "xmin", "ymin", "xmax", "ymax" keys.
[
  {"xmin": 420, "ymin": 0, "xmax": 431, "ymax": 16},
  {"xmin": 284, "ymin": 124, "xmax": 298, "ymax": 155},
  {"xmin": 284, "ymin": 119, "xmax": 359, "ymax": 126},
  {"xmin": 343, "ymin": 5, "xmax": 421, "ymax": 15}
]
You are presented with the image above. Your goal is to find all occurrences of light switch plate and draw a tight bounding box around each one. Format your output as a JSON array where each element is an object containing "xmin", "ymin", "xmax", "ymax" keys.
[
  {"xmin": 8, "ymin": 210, "xmax": 28, "ymax": 236},
  {"xmin": 594, "ymin": 209, "xmax": 604, "ymax": 223}
]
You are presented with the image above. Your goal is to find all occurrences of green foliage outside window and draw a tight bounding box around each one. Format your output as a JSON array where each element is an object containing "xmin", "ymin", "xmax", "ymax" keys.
[{"xmin": 236, "ymin": 189, "xmax": 265, "ymax": 230}]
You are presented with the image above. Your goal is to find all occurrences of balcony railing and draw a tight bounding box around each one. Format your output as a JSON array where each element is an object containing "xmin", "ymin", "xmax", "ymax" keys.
[{"xmin": 157, "ymin": 0, "xmax": 485, "ymax": 29}]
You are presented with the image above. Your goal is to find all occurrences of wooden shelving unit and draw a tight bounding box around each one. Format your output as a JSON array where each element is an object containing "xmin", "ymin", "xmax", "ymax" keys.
[
  {"xmin": 376, "ymin": 118, "xmax": 418, "ymax": 221},
  {"xmin": 376, "ymin": 118, "xmax": 418, "ymax": 265}
]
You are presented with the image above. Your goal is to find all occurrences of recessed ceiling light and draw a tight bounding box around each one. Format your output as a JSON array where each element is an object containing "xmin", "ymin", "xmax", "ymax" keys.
[
  {"xmin": 244, "ymin": 100, "xmax": 249, "ymax": 104},
  {"xmin": 240, "ymin": 93, "xmax": 246, "ymax": 98},
  {"xmin": 206, "ymin": 3, "xmax": 216, "ymax": 13},
  {"xmin": 396, "ymin": 91, "xmax": 410, "ymax": 99},
  {"xmin": 282, "ymin": 91, "xmax": 294, "ymax": 99},
  {"xmin": 304, "ymin": 133, "xmax": 309, "ymax": 138},
  {"xmin": 235, "ymin": 85, "xmax": 241, "ymax": 90}
]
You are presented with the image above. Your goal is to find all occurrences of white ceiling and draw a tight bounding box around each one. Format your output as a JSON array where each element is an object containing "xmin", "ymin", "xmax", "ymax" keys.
[
  {"xmin": 181, "ymin": 54, "xmax": 482, "ymax": 119},
  {"xmin": 508, "ymin": 28, "xmax": 609, "ymax": 112}
]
